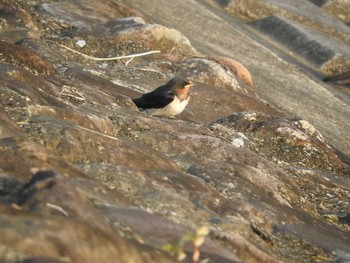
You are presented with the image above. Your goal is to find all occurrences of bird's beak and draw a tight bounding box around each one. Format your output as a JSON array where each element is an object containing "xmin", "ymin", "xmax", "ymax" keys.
[{"xmin": 186, "ymin": 82, "xmax": 194, "ymax": 88}]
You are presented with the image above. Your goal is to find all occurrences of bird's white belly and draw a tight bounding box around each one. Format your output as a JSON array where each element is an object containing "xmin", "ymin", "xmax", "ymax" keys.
[{"xmin": 152, "ymin": 96, "xmax": 190, "ymax": 116}]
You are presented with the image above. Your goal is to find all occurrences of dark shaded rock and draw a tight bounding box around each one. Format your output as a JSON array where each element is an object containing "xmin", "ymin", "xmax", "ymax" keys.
[
  {"xmin": 250, "ymin": 16, "xmax": 334, "ymax": 66},
  {"xmin": 225, "ymin": 0, "xmax": 350, "ymax": 75},
  {"xmin": 307, "ymin": 0, "xmax": 329, "ymax": 6},
  {"xmin": 70, "ymin": 175, "xmax": 133, "ymax": 209},
  {"xmin": 186, "ymin": 161, "xmax": 305, "ymax": 228},
  {"xmin": 338, "ymin": 213, "xmax": 350, "ymax": 225},
  {"xmin": 0, "ymin": 174, "xmax": 22, "ymax": 204},
  {"xmin": 20, "ymin": 170, "xmax": 56, "ymax": 190},
  {"xmin": 15, "ymin": 39, "xmax": 70, "ymax": 66},
  {"xmin": 324, "ymin": 67, "xmax": 350, "ymax": 85},
  {"xmin": 19, "ymin": 258, "xmax": 66, "ymax": 263},
  {"xmin": 248, "ymin": 16, "xmax": 350, "ymax": 71},
  {"xmin": 16, "ymin": 170, "xmax": 112, "ymax": 232}
]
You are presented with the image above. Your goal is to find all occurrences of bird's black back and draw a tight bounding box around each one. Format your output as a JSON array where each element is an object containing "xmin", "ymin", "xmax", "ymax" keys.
[{"xmin": 132, "ymin": 84, "xmax": 175, "ymax": 109}]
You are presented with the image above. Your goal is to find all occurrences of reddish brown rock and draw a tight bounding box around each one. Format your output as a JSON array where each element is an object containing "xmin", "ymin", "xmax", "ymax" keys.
[
  {"xmin": 0, "ymin": 40, "xmax": 53, "ymax": 75},
  {"xmin": 211, "ymin": 56, "xmax": 255, "ymax": 88}
]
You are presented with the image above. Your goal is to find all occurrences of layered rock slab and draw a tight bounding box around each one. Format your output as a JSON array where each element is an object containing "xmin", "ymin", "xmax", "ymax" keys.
[{"xmin": 0, "ymin": 0, "xmax": 349, "ymax": 263}]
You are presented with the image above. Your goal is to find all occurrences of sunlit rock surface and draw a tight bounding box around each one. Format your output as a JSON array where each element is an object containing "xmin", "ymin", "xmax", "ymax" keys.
[{"xmin": 0, "ymin": 0, "xmax": 349, "ymax": 262}]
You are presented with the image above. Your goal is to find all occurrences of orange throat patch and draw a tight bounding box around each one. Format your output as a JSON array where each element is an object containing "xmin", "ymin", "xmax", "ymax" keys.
[{"xmin": 176, "ymin": 85, "xmax": 192, "ymax": 95}]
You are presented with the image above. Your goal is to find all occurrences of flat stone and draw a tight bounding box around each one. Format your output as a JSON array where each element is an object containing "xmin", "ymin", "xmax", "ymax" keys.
[
  {"xmin": 98, "ymin": 206, "xmax": 242, "ymax": 263},
  {"xmin": 37, "ymin": 0, "xmax": 145, "ymax": 29},
  {"xmin": 226, "ymin": 0, "xmax": 350, "ymax": 39},
  {"xmin": 0, "ymin": 137, "xmax": 87, "ymax": 181},
  {"xmin": 0, "ymin": 206, "xmax": 176, "ymax": 263},
  {"xmin": 216, "ymin": 111, "xmax": 350, "ymax": 172},
  {"xmin": 248, "ymin": 16, "xmax": 350, "ymax": 69},
  {"xmin": 38, "ymin": 1, "xmax": 196, "ymax": 56},
  {"xmin": 0, "ymin": 107, "xmax": 25, "ymax": 139},
  {"xmin": 275, "ymin": 222, "xmax": 350, "ymax": 253},
  {"xmin": 175, "ymin": 58, "xmax": 252, "ymax": 93}
]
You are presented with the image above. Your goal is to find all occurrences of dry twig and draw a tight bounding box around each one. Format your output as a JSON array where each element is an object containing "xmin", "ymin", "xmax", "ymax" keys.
[
  {"xmin": 60, "ymin": 85, "xmax": 86, "ymax": 102},
  {"xmin": 46, "ymin": 40, "xmax": 161, "ymax": 61},
  {"xmin": 46, "ymin": 203, "xmax": 69, "ymax": 217}
]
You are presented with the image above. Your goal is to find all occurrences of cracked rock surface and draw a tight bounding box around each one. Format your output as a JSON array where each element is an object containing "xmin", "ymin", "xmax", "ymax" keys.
[{"xmin": 0, "ymin": 0, "xmax": 349, "ymax": 262}]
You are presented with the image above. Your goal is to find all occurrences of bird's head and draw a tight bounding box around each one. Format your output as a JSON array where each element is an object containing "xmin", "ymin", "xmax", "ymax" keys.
[{"xmin": 170, "ymin": 77, "xmax": 194, "ymax": 96}]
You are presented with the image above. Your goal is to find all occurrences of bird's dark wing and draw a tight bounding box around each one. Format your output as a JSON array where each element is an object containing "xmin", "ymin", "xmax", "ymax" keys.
[{"xmin": 132, "ymin": 85, "xmax": 175, "ymax": 109}]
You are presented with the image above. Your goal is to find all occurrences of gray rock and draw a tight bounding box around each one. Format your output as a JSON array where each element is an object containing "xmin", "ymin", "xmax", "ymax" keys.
[
  {"xmin": 0, "ymin": 0, "xmax": 349, "ymax": 262},
  {"xmin": 248, "ymin": 16, "xmax": 350, "ymax": 69}
]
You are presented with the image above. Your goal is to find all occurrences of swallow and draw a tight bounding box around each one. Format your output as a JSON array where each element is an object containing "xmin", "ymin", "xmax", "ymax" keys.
[{"xmin": 132, "ymin": 77, "xmax": 194, "ymax": 117}]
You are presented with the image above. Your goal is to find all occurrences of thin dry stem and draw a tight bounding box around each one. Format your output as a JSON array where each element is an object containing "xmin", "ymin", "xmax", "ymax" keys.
[{"xmin": 47, "ymin": 40, "xmax": 161, "ymax": 61}]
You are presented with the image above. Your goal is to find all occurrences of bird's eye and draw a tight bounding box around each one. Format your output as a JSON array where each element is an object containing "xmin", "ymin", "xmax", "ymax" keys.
[{"xmin": 181, "ymin": 81, "xmax": 188, "ymax": 87}]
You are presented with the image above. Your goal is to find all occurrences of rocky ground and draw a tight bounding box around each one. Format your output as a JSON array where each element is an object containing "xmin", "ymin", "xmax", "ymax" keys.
[{"xmin": 0, "ymin": 0, "xmax": 349, "ymax": 263}]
